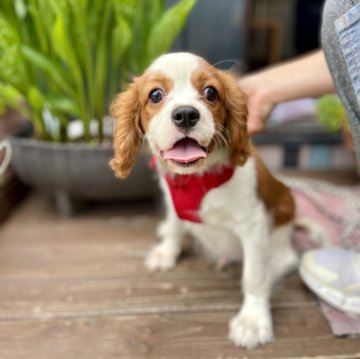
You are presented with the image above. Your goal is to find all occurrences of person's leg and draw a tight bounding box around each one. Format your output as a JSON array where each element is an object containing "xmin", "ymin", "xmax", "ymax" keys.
[
  {"xmin": 300, "ymin": 2, "xmax": 360, "ymax": 316},
  {"xmin": 321, "ymin": 0, "xmax": 360, "ymax": 169}
]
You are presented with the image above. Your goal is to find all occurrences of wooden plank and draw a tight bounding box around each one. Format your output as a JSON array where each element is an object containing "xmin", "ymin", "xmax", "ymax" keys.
[
  {"xmin": 0, "ymin": 193, "xmax": 159, "ymax": 277},
  {"xmin": 0, "ymin": 269, "xmax": 315, "ymax": 320},
  {"xmin": 0, "ymin": 194, "xmax": 315, "ymax": 321},
  {"xmin": 0, "ymin": 311, "xmax": 359, "ymax": 359},
  {"xmin": 0, "ymin": 193, "xmax": 359, "ymax": 359}
]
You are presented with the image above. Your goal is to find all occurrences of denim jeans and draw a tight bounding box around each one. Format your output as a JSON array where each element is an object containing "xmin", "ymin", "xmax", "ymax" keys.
[{"xmin": 322, "ymin": 0, "xmax": 360, "ymax": 169}]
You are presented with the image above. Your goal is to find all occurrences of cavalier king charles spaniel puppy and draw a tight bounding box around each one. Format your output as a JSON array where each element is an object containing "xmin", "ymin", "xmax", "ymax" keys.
[{"xmin": 110, "ymin": 53, "xmax": 298, "ymax": 349}]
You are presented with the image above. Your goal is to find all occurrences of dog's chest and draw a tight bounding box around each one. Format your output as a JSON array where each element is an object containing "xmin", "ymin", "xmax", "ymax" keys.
[
  {"xmin": 164, "ymin": 166, "xmax": 234, "ymax": 223},
  {"xmin": 198, "ymin": 166, "xmax": 259, "ymax": 228},
  {"xmin": 160, "ymin": 158, "xmax": 261, "ymax": 262},
  {"xmin": 163, "ymin": 158, "xmax": 260, "ymax": 228}
]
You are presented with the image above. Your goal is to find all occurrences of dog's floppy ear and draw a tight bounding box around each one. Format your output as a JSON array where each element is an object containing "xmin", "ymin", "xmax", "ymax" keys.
[
  {"xmin": 109, "ymin": 80, "xmax": 143, "ymax": 178},
  {"xmin": 218, "ymin": 71, "xmax": 250, "ymax": 166}
]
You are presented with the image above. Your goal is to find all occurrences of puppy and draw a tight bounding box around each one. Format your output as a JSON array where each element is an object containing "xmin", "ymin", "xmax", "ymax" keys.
[{"xmin": 110, "ymin": 53, "xmax": 298, "ymax": 349}]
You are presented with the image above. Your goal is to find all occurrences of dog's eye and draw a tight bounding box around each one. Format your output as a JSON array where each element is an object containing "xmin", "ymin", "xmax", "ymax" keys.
[
  {"xmin": 149, "ymin": 89, "xmax": 164, "ymax": 103},
  {"xmin": 203, "ymin": 86, "xmax": 217, "ymax": 102}
]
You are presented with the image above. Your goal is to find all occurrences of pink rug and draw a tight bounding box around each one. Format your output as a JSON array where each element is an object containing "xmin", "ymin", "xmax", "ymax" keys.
[{"xmin": 286, "ymin": 177, "xmax": 360, "ymax": 336}]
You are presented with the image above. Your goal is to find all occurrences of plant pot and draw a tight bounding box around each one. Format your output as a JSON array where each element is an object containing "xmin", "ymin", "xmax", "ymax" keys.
[{"xmin": 8, "ymin": 124, "xmax": 158, "ymax": 216}]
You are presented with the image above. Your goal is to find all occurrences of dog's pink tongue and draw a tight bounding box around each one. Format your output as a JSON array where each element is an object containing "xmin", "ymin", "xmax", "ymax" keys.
[{"xmin": 162, "ymin": 138, "xmax": 207, "ymax": 163}]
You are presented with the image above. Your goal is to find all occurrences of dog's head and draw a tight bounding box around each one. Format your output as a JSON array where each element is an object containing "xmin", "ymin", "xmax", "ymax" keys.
[{"xmin": 110, "ymin": 52, "xmax": 249, "ymax": 177}]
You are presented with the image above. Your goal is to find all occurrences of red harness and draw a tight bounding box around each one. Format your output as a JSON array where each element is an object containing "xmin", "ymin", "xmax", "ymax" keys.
[{"xmin": 151, "ymin": 158, "xmax": 234, "ymax": 223}]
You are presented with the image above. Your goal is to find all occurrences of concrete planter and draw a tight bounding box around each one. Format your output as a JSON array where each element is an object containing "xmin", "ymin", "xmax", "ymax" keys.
[{"xmin": 9, "ymin": 125, "xmax": 157, "ymax": 216}]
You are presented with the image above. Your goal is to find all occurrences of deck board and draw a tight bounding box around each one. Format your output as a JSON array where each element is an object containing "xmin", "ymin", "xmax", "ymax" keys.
[{"xmin": 0, "ymin": 191, "xmax": 359, "ymax": 359}]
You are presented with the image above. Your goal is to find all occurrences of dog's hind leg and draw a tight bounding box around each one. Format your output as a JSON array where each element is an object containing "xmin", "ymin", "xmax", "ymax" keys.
[{"xmin": 269, "ymin": 222, "xmax": 299, "ymax": 283}]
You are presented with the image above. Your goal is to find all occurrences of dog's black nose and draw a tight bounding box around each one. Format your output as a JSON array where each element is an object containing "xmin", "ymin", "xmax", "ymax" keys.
[{"xmin": 171, "ymin": 106, "xmax": 200, "ymax": 129}]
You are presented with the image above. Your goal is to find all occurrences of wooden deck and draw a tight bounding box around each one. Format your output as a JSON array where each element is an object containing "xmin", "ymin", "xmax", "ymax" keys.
[{"xmin": 0, "ymin": 185, "xmax": 359, "ymax": 359}]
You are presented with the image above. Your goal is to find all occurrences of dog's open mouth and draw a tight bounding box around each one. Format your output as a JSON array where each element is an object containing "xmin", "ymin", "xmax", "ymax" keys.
[{"xmin": 161, "ymin": 138, "xmax": 207, "ymax": 167}]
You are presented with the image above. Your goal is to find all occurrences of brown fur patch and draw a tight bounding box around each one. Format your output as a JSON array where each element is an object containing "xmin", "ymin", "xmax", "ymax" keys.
[
  {"xmin": 191, "ymin": 66, "xmax": 228, "ymax": 152},
  {"xmin": 252, "ymin": 145, "xmax": 295, "ymax": 226},
  {"xmin": 138, "ymin": 72, "xmax": 173, "ymax": 132},
  {"xmin": 191, "ymin": 62, "xmax": 292, "ymax": 226},
  {"xmin": 109, "ymin": 72, "xmax": 173, "ymax": 178},
  {"xmin": 109, "ymin": 80, "xmax": 142, "ymax": 178},
  {"xmin": 191, "ymin": 65, "xmax": 249, "ymax": 164},
  {"xmin": 213, "ymin": 70, "xmax": 249, "ymax": 166}
]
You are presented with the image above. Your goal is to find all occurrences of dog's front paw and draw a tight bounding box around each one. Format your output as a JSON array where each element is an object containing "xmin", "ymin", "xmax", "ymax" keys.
[
  {"xmin": 144, "ymin": 242, "xmax": 179, "ymax": 272},
  {"xmin": 228, "ymin": 307, "xmax": 273, "ymax": 350}
]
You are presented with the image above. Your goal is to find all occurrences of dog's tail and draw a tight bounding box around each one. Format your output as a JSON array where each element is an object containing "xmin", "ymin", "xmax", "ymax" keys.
[{"xmin": 295, "ymin": 216, "xmax": 332, "ymax": 247}]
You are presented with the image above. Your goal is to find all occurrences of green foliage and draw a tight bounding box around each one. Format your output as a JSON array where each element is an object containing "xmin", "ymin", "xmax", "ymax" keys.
[
  {"xmin": 147, "ymin": 0, "xmax": 196, "ymax": 62},
  {"xmin": 316, "ymin": 95, "xmax": 347, "ymax": 133},
  {"xmin": 0, "ymin": 0, "xmax": 196, "ymax": 142}
]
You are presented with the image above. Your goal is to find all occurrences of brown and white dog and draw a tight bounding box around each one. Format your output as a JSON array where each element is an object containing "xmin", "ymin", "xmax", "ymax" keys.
[{"xmin": 110, "ymin": 53, "xmax": 298, "ymax": 349}]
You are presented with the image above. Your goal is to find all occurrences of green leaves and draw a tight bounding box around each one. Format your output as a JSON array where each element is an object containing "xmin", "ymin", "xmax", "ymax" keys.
[
  {"xmin": 316, "ymin": 95, "xmax": 347, "ymax": 133},
  {"xmin": 147, "ymin": 0, "xmax": 196, "ymax": 63},
  {"xmin": 0, "ymin": 0, "xmax": 197, "ymax": 142},
  {"xmin": 0, "ymin": 16, "xmax": 30, "ymax": 91},
  {"xmin": 0, "ymin": 82, "xmax": 25, "ymax": 115},
  {"xmin": 45, "ymin": 95, "xmax": 79, "ymax": 116},
  {"xmin": 21, "ymin": 46, "xmax": 75, "ymax": 97}
]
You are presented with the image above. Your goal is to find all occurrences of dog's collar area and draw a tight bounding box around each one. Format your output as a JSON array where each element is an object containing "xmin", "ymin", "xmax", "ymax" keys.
[{"xmin": 150, "ymin": 157, "xmax": 234, "ymax": 223}]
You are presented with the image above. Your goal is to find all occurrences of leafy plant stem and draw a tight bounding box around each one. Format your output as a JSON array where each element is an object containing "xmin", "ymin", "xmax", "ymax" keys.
[
  {"xmin": 0, "ymin": 0, "xmax": 197, "ymax": 142},
  {"xmin": 94, "ymin": 1, "xmax": 112, "ymax": 143}
]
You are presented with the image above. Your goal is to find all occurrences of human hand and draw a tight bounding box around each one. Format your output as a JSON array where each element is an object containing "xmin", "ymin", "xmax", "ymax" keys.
[
  {"xmin": 238, "ymin": 75, "xmax": 275, "ymax": 134},
  {"xmin": 238, "ymin": 51, "xmax": 334, "ymax": 134}
]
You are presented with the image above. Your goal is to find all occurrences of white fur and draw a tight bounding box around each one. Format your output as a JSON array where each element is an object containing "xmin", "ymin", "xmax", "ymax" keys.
[
  {"xmin": 145, "ymin": 158, "xmax": 298, "ymax": 349},
  {"xmin": 145, "ymin": 53, "xmax": 216, "ymax": 175},
  {"xmin": 142, "ymin": 53, "xmax": 298, "ymax": 349}
]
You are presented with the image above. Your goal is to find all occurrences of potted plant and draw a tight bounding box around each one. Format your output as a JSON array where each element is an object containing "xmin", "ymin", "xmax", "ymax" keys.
[
  {"xmin": 316, "ymin": 94, "xmax": 354, "ymax": 156},
  {"xmin": 0, "ymin": 0, "xmax": 196, "ymax": 216}
]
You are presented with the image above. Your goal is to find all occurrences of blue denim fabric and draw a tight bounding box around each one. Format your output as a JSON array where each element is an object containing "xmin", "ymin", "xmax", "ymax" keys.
[
  {"xmin": 336, "ymin": 3, "xmax": 360, "ymax": 109},
  {"xmin": 322, "ymin": 0, "xmax": 360, "ymax": 169}
]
